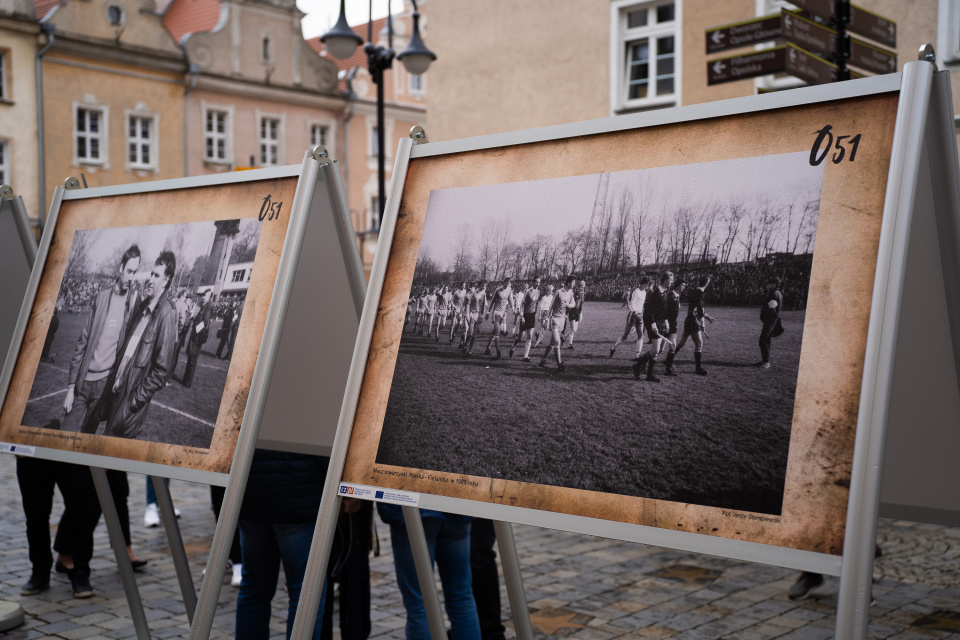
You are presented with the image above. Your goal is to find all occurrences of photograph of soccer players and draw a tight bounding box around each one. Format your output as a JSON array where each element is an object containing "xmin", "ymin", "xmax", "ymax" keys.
[
  {"xmin": 376, "ymin": 152, "xmax": 825, "ymax": 516},
  {"xmin": 20, "ymin": 219, "xmax": 262, "ymax": 449}
]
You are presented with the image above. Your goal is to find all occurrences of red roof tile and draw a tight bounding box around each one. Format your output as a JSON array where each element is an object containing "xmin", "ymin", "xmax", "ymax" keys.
[
  {"xmin": 35, "ymin": 0, "xmax": 59, "ymax": 21},
  {"xmin": 163, "ymin": 0, "xmax": 224, "ymax": 45}
]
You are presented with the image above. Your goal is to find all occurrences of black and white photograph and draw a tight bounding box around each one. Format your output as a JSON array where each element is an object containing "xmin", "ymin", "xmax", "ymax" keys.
[
  {"xmin": 376, "ymin": 151, "xmax": 825, "ymax": 516},
  {"xmin": 21, "ymin": 218, "xmax": 261, "ymax": 449}
]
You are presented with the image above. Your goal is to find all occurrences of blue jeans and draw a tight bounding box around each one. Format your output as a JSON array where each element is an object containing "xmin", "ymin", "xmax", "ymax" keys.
[
  {"xmin": 145, "ymin": 476, "xmax": 169, "ymax": 506},
  {"xmin": 390, "ymin": 519, "xmax": 481, "ymax": 640},
  {"xmin": 236, "ymin": 520, "xmax": 326, "ymax": 640}
]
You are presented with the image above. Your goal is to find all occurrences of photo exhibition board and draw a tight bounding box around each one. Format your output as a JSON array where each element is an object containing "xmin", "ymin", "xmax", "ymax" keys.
[
  {"xmin": 256, "ymin": 163, "xmax": 364, "ymax": 457},
  {"xmin": 0, "ymin": 198, "xmax": 34, "ymax": 372},
  {"xmin": 0, "ymin": 169, "xmax": 308, "ymax": 482},
  {"xmin": 339, "ymin": 80, "xmax": 906, "ymax": 565}
]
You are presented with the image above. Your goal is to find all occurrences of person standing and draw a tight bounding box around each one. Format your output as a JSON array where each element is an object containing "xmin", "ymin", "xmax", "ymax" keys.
[
  {"xmin": 216, "ymin": 302, "xmax": 235, "ymax": 359},
  {"xmin": 183, "ymin": 290, "xmax": 212, "ymax": 388},
  {"xmin": 226, "ymin": 300, "xmax": 244, "ymax": 360},
  {"xmin": 757, "ymin": 277, "xmax": 783, "ymax": 369},
  {"xmin": 634, "ymin": 272, "xmax": 673, "ymax": 382},
  {"xmin": 98, "ymin": 252, "xmax": 178, "ymax": 439},
  {"xmin": 67, "ymin": 246, "xmax": 141, "ymax": 434},
  {"xmin": 673, "ymin": 275, "xmax": 713, "ymax": 375},
  {"xmin": 539, "ymin": 276, "xmax": 576, "ymax": 373},
  {"xmin": 510, "ymin": 278, "xmax": 541, "ymax": 362},
  {"xmin": 172, "ymin": 291, "xmax": 193, "ymax": 379},
  {"xmin": 609, "ymin": 277, "xmax": 648, "ymax": 359},
  {"xmin": 484, "ymin": 278, "xmax": 514, "ymax": 359}
]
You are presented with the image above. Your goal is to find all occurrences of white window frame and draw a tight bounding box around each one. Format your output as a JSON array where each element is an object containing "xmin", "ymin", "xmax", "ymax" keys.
[
  {"xmin": 0, "ymin": 139, "xmax": 10, "ymax": 185},
  {"xmin": 0, "ymin": 50, "xmax": 8, "ymax": 102},
  {"xmin": 609, "ymin": 0, "xmax": 682, "ymax": 114},
  {"xmin": 409, "ymin": 71, "xmax": 425, "ymax": 95},
  {"xmin": 309, "ymin": 120, "xmax": 334, "ymax": 150},
  {"xmin": 73, "ymin": 101, "xmax": 109, "ymax": 167},
  {"xmin": 938, "ymin": 0, "xmax": 960, "ymax": 66},
  {"xmin": 370, "ymin": 124, "xmax": 379, "ymax": 157},
  {"xmin": 754, "ymin": 0, "xmax": 806, "ymax": 92},
  {"xmin": 257, "ymin": 111, "xmax": 283, "ymax": 167},
  {"xmin": 125, "ymin": 110, "xmax": 158, "ymax": 172},
  {"xmin": 202, "ymin": 102, "xmax": 233, "ymax": 164}
]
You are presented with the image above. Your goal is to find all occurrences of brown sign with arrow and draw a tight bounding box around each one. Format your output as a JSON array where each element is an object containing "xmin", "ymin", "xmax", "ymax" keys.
[
  {"xmin": 781, "ymin": 10, "xmax": 838, "ymax": 57},
  {"xmin": 788, "ymin": 0, "xmax": 896, "ymax": 47},
  {"xmin": 785, "ymin": 43, "xmax": 839, "ymax": 85},
  {"xmin": 707, "ymin": 46, "xmax": 786, "ymax": 85},
  {"xmin": 848, "ymin": 38, "xmax": 897, "ymax": 74},
  {"xmin": 705, "ymin": 14, "xmax": 782, "ymax": 54}
]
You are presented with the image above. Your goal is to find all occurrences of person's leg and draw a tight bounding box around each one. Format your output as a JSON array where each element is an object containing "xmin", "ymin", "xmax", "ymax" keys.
[
  {"xmin": 759, "ymin": 323, "xmax": 772, "ymax": 366},
  {"xmin": 470, "ymin": 519, "xmax": 504, "ymax": 640},
  {"xmin": 55, "ymin": 464, "xmax": 98, "ymax": 571},
  {"xmin": 435, "ymin": 521, "xmax": 481, "ymax": 640},
  {"xmin": 106, "ymin": 470, "xmax": 132, "ymax": 547},
  {"xmin": 211, "ymin": 486, "xmax": 242, "ymax": 566},
  {"xmin": 274, "ymin": 522, "xmax": 326, "ymax": 640},
  {"xmin": 236, "ymin": 520, "xmax": 282, "ymax": 640},
  {"xmin": 16, "ymin": 457, "xmax": 55, "ymax": 582},
  {"xmin": 389, "ymin": 521, "xmax": 433, "ymax": 640},
  {"xmin": 337, "ymin": 513, "xmax": 372, "ymax": 640},
  {"xmin": 692, "ymin": 333, "xmax": 706, "ymax": 375}
]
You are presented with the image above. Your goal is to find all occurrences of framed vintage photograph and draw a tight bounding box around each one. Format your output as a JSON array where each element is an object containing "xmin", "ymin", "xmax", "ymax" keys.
[
  {"xmin": 0, "ymin": 167, "xmax": 309, "ymax": 481},
  {"xmin": 338, "ymin": 77, "xmax": 906, "ymax": 565}
]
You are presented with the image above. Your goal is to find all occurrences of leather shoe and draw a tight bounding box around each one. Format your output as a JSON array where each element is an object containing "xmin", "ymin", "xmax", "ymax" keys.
[
  {"xmin": 131, "ymin": 559, "xmax": 149, "ymax": 571},
  {"xmin": 69, "ymin": 567, "xmax": 94, "ymax": 598},
  {"xmin": 55, "ymin": 560, "xmax": 71, "ymax": 574},
  {"xmin": 20, "ymin": 574, "xmax": 49, "ymax": 596}
]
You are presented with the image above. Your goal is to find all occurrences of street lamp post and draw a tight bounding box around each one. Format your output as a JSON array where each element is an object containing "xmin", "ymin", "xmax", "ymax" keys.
[{"xmin": 321, "ymin": 0, "xmax": 435, "ymax": 228}]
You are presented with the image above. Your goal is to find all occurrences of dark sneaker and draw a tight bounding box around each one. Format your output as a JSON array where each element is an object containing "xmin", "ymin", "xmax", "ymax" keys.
[
  {"xmin": 522, "ymin": 357, "xmax": 530, "ymax": 363},
  {"xmin": 483, "ymin": 348, "xmax": 491, "ymax": 356},
  {"xmin": 632, "ymin": 360, "xmax": 642, "ymax": 380},
  {"xmin": 20, "ymin": 574, "xmax": 49, "ymax": 596},
  {"xmin": 538, "ymin": 360, "xmax": 547, "ymax": 368},
  {"xmin": 557, "ymin": 364, "xmax": 567, "ymax": 373},
  {"xmin": 788, "ymin": 572, "xmax": 824, "ymax": 600},
  {"xmin": 609, "ymin": 348, "xmax": 616, "ymax": 357},
  {"xmin": 70, "ymin": 567, "xmax": 94, "ymax": 599},
  {"xmin": 696, "ymin": 368, "xmax": 708, "ymax": 376},
  {"xmin": 508, "ymin": 348, "xmax": 514, "ymax": 358}
]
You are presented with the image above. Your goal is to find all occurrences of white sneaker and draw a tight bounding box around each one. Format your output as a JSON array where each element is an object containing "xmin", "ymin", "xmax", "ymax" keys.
[
  {"xmin": 174, "ymin": 507, "xmax": 182, "ymax": 518},
  {"xmin": 231, "ymin": 563, "xmax": 242, "ymax": 587},
  {"xmin": 144, "ymin": 503, "xmax": 160, "ymax": 528}
]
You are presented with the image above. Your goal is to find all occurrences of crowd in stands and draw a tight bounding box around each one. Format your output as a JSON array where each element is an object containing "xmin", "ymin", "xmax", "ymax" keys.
[{"xmin": 582, "ymin": 254, "xmax": 813, "ymax": 311}]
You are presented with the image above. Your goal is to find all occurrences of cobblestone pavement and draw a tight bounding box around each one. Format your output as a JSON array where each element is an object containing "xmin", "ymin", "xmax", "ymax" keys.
[{"xmin": 1, "ymin": 455, "xmax": 958, "ymax": 640}]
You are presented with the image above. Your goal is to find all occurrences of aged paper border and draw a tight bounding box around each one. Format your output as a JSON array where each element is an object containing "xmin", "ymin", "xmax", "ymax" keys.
[
  {"xmin": 0, "ymin": 177, "xmax": 298, "ymax": 475},
  {"xmin": 343, "ymin": 94, "xmax": 899, "ymax": 554}
]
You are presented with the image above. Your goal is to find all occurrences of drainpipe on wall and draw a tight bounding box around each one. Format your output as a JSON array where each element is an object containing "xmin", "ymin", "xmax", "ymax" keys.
[
  {"xmin": 342, "ymin": 66, "xmax": 358, "ymax": 192},
  {"xmin": 180, "ymin": 40, "xmax": 199, "ymax": 178},
  {"xmin": 35, "ymin": 22, "xmax": 55, "ymax": 229}
]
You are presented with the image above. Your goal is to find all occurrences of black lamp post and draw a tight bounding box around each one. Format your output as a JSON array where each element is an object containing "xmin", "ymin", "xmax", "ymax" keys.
[{"xmin": 321, "ymin": 0, "xmax": 435, "ymax": 228}]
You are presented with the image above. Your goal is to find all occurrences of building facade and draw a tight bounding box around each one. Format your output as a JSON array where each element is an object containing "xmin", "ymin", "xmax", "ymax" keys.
[
  {"xmin": 36, "ymin": 0, "xmax": 186, "ymax": 213},
  {"xmin": 0, "ymin": 0, "xmax": 40, "ymax": 220},
  {"xmin": 426, "ymin": 0, "xmax": 946, "ymax": 143}
]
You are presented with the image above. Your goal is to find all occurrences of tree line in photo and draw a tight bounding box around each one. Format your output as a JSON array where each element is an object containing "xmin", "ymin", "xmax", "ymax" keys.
[{"xmin": 414, "ymin": 180, "xmax": 819, "ymax": 310}]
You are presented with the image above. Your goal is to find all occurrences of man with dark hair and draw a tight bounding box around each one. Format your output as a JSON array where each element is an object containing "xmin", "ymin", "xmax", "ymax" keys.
[
  {"xmin": 539, "ymin": 276, "xmax": 576, "ymax": 373},
  {"xmin": 610, "ymin": 276, "xmax": 649, "ymax": 359},
  {"xmin": 634, "ymin": 272, "xmax": 674, "ymax": 382},
  {"xmin": 69, "ymin": 245, "xmax": 141, "ymax": 433},
  {"xmin": 757, "ymin": 277, "xmax": 783, "ymax": 369},
  {"xmin": 102, "ymin": 251, "xmax": 178, "ymax": 439},
  {"xmin": 183, "ymin": 289, "xmax": 213, "ymax": 387}
]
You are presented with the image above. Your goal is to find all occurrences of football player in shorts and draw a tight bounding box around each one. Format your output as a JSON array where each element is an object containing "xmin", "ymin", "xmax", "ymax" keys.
[
  {"xmin": 533, "ymin": 284, "xmax": 554, "ymax": 349},
  {"xmin": 510, "ymin": 277, "xmax": 541, "ymax": 361},
  {"xmin": 673, "ymin": 275, "xmax": 713, "ymax": 375},
  {"xmin": 562, "ymin": 280, "xmax": 587, "ymax": 348},
  {"xmin": 435, "ymin": 285, "xmax": 452, "ymax": 341},
  {"xmin": 484, "ymin": 278, "xmax": 515, "ymax": 358},
  {"xmin": 660, "ymin": 279, "xmax": 684, "ymax": 375},
  {"xmin": 451, "ymin": 282, "xmax": 468, "ymax": 345},
  {"xmin": 464, "ymin": 281, "xmax": 487, "ymax": 356},
  {"xmin": 610, "ymin": 276, "xmax": 649, "ymax": 358},
  {"xmin": 424, "ymin": 287, "xmax": 438, "ymax": 338},
  {"xmin": 634, "ymin": 272, "xmax": 674, "ymax": 382},
  {"xmin": 405, "ymin": 294, "xmax": 416, "ymax": 330},
  {"xmin": 539, "ymin": 276, "xmax": 576, "ymax": 372},
  {"xmin": 414, "ymin": 288, "xmax": 428, "ymax": 335}
]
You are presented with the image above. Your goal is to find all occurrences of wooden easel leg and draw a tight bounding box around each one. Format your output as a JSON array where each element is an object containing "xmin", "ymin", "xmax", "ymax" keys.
[
  {"xmin": 152, "ymin": 476, "xmax": 197, "ymax": 623},
  {"xmin": 492, "ymin": 520, "xmax": 533, "ymax": 640},
  {"xmin": 90, "ymin": 468, "xmax": 151, "ymax": 640},
  {"xmin": 402, "ymin": 506, "xmax": 447, "ymax": 640}
]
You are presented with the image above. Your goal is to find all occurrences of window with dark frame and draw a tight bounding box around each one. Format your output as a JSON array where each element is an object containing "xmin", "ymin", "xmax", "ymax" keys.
[
  {"xmin": 76, "ymin": 107, "xmax": 104, "ymax": 163},
  {"xmin": 310, "ymin": 124, "xmax": 328, "ymax": 147}
]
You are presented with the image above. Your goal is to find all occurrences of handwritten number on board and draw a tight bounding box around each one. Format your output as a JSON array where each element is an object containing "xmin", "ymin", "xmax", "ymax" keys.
[
  {"xmin": 258, "ymin": 194, "xmax": 284, "ymax": 221},
  {"xmin": 810, "ymin": 125, "xmax": 862, "ymax": 167}
]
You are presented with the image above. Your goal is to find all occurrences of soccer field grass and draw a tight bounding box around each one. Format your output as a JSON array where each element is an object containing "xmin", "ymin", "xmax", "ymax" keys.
[
  {"xmin": 377, "ymin": 302, "xmax": 804, "ymax": 515},
  {"xmin": 21, "ymin": 312, "xmax": 228, "ymax": 449}
]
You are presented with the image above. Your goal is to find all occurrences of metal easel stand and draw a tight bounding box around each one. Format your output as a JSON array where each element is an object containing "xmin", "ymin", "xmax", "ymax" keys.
[
  {"xmin": 835, "ymin": 52, "xmax": 952, "ymax": 638},
  {"xmin": 189, "ymin": 148, "xmax": 341, "ymax": 640},
  {"xmin": 289, "ymin": 136, "xmax": 418, "ymax": 640},
  {"xmin": 493, "ymin": 521, "xmax": 534, "ymax": 640},
  {"xmin": 153, "ymin": 476, "xmax": 198, "ymax": 623},
  {"xmin": 90, "ymin": 468, "xmax": 151, "ymax": 640},
  {"xmin": 0, "ymin": 186, "xmax": 38, "ymax": 264}
]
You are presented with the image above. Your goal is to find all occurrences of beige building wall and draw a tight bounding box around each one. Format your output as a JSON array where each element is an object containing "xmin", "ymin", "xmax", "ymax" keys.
[
  {"xmin": 0, "ymin": 16, "xmax": 40, "ymax": 220},
  {"xmin": 427, "ymin": 0, "xmax": 942, "ymax": 144},
  {"xmin": 41, "ymin": 54, "xmax": 184, "ymax": 206}
]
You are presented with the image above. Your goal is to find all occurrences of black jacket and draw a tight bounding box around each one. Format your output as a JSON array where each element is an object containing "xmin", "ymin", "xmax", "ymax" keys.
[{"xmin": 239, "ymin": 450, "xmax": 329, "ymax": 523}]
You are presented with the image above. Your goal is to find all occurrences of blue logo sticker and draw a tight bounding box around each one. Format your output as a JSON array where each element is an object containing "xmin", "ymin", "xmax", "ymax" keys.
[
  {"xmin": 339, "ymin": 486, "xmax": 348, "ymax": 494},
  {"xmin": 375, "ymin": 491, "xmax": 384, "ymax": 499}
]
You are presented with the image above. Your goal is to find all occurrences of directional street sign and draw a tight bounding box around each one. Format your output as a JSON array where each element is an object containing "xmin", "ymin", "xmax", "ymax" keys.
[
  {"xmin": 849, "ymin": 4, "xmax": 896, "ymax": 48},
  {"xmin": 781, "ymin": 10, "xmax": 838, "ymax": 57},
  {"xmin": 849, "ymin": 37, "xmax": 897, "ymax": 74},
  {"xmin": 707, "ymin": 46, "xmax": 786, "ymax": 85},
  {"xmin": 788, "ymin": 0, "xmax": 896, "ymax": 48},
  {"xmin": 785, "ymin": 42, "xmax": 839, "ymax": 85},
  {"xmin": 706, "ymin": 14, "xmax": 782, "ymax": 54}
]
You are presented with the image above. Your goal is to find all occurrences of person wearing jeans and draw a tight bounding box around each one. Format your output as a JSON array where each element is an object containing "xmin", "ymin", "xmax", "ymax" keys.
[
  {"xmin": 377, "ymin": 504, "xmax": 481, "ymax": 640},
  {"xmin": 236, "ymin": 450, "xmax": 329, "ymax": 640}
]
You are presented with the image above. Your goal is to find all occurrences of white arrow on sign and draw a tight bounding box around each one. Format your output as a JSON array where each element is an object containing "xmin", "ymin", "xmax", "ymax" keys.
[
  {"xmin": 784, "ymin": 14, "xmax": 793, "ymax": 29},
  {"xmin": 712, "ymin": 60, "xmax": 727, "ymax": 74},
  {"xmin": 711, "ymin": 30, "xmax": 725, "ymax": 45}
]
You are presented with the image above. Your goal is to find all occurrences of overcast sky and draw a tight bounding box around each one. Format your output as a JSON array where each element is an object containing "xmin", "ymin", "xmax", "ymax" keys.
[
  {"xmin": 77, "ymin": 219, "xmax": 260, "ymax": 276},
  {"xmin": 299, "ymin": 0, "xmax": 392, "ymax": 40},
  {"xmin": 418, "ymin": 151, "xmax": 825, "ymax": 269}
]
